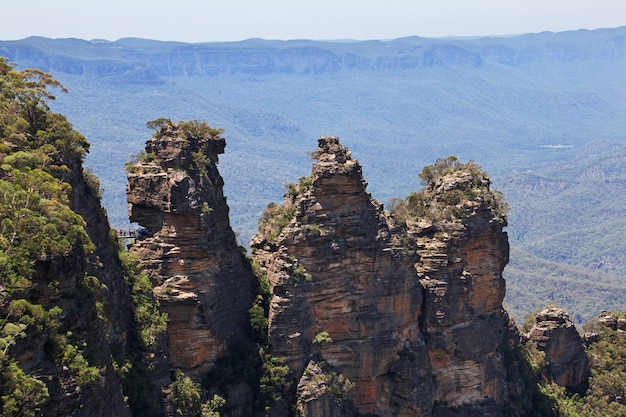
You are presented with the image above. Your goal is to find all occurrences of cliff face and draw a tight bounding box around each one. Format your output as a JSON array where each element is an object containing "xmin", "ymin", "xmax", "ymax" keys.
[
  {"xmin": 126, "ymin": 122, "xmax": 256, "ymax": 378},
  {"xmin": 0, "ymin": 146, "xmax": 133, "ymax": 416},
  {"xmin": 411, "ymin": 168, "xmax": 511, "ymax": 408},
  {"xmin": 0, "ymin": 59, "xmax": 134, "ymax": 415},
  {"xmin": 252, "ymin": 137, "xmax": 434, "ymax": 416},
  {"xmin": 252, "ymin": 138, "xmax": 517, "ymax": 416}
]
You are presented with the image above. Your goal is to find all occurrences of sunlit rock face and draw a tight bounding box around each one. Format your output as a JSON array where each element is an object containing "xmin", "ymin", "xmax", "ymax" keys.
[
  {"xmin": 252, "ymin": 137, "xmax": 435, "ymax": 417},
  {"xmin": 413, "ymin": 189, "xmax": 511, "ymax": 407},
  {"xmin": 252, "ymin": 137, "xmax": 520, "ymax": 416},
  {"xmin": 127, "ymin": 123, "xmax": 256, "ymax": 377}
]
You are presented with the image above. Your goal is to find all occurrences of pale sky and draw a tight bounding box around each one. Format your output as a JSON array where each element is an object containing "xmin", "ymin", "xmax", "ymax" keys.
[{"xmin": 2, "ymin": 0, "xmax": 626, "ymax": 42}]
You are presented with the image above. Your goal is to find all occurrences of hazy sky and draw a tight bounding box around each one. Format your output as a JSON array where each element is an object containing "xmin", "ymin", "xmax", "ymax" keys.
[{"xmin": 2, "ymin": 0, "xmax": 626, "ymax": 42}]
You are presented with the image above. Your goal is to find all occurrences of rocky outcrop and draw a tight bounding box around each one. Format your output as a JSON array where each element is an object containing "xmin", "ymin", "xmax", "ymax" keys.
[
  {"xmin": 252, "ymin": 138, "xmax": 518, "ymax": 416},
  {"xmin": 410, "ymin": 165, "xmax": 512, "ymax": 409},
  {"xmin": 597, "ymin": 310, "xmax": 626, "ymax": 331},
  {"xmin": 252, "ymin": 137, "xmax": 434, "ymax": 416},
  {"xmin": 126, "ymin": 122, "xmax": 256, "ymax": 378},
  {"xmin": 527, "ymin": 307, "xmax": 589, "ymax": 390}
]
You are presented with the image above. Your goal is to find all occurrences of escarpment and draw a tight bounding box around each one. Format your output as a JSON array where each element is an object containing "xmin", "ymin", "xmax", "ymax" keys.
[
  {"xmin": 1, "ymin": 55, "xmax": 617, "ymax": 417},
  {"xmin": 0, "ymin": 59, "xmax": 133, "ymax": 416},
  {"xmin": 126, "ymin": 121, "xmax": 257, "ymax": 378},
  {"xmin": 252, "ymin": 139, "xmax": 523, "ymax": 416}
]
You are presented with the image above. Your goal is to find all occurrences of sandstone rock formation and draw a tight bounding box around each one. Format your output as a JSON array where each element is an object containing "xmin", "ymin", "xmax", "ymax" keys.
[
  {"xmin": 597, "ymin": 310, "xmax": 626, "ymax": 331},
  {"xmin": 252, "ymin": 138, "xmax": 518, "ymax": 416},
  {"xmin": 252, "ymin": 137, "xmax": 434, "ymax": 416},
  {"xmin": 126, "ymin": 121, "xmax": 256, "ymax": 378},
  {"xmin": 527, "ymin": 307, "xmax": 589, "ymax": 390},
  {"xmin": 409, "ymin": 162, "xmax": 512, "ymax": 409}
]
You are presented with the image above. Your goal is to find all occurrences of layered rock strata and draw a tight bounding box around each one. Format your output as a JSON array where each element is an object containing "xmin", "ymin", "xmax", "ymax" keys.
[
  {"xmin": 527, "ymin": 307, "xmax": 589, "ymax": 389},
  {"xmin": 126, "ymin": 122, "xmax": 256, "ymax": 377},
  {"xmin": 411, "ymin": 167, "xmax": 512, "ymax": 409},
  {"xmin": 252, "ymin": 137, "xmax": 517, "ymax": 416},
  {"xmin": 252, "ymin": 137, "xmax": 434, "ymax": 416}
]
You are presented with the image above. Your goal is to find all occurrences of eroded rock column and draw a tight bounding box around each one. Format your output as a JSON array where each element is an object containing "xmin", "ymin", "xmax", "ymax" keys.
[
  {"xmin": 527, "ymin": 307, "xmax": 589, "ymax": 390},
  {"xmin": 252, "ymin": 137, "xmax": 434, "ymax": 417},
  {"xmin": 127, "ymin": 122, "xmax": 256, "ymax": 378}
]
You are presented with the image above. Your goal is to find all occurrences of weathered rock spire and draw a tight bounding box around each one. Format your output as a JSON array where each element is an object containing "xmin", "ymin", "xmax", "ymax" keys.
[
  {"xmin": 527, "ymin": 307, "xmax": 589, "ymax": 390},
  {"xmin": 252, "ymin": 138, "xmax": 525, "ymax": 416},
  {"xmin": 253, "ymin": 136, "xmax": 434, "ymax": 416},
  {"xmin": 126, "ymin": 121, "xmax": 256, "ymax": 378}
]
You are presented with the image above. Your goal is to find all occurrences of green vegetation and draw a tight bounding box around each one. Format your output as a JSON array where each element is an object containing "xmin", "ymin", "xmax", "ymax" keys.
[
  {"xmin": 0, "ymin": 58, "xmax": 94, "ymax": 288},
  {"xmin": 56, "ymin": 334, "xmax": 102, "ymax": 387},
  {"xmin": 312, "ymin": 331, "xmax": 333, "ymax": 345},
  {"xmin": 287, "ymin": 176, "xmax": 312, "ymax": 197},
  {"xmin": 505, "ymin": 247, "xmax": 626, "ymax": 324},
  {"xmin": 202, "ymin": 341, "xmax": 290, "ymax": 415},
  {"xmin": 512, "ymin": 311, "xmax": 626, "ymax": 416},
  {"xmin": 0, "ymin": 361, "xmax": 49, "ymax": 417},
  {"xmin": 146, "ymin": 117, "xmax": 172, "ymax": 132},
  {"xmin": 301, "ymin": 362, "xmax": 354, "ymax": 404},
  {"xmin": 0, "ymin": 300, "xmax": 54, "ymax": 416},
  {"xmin": 146, "ymin": 118, "xmax": 224, "ymax": 139},
  {"xmin": 202, "ymin": 249, "xmax": 294, "ymax": 416},
  {"xmin": 257, "ymin": 202, "xmax": 296, "ymax": 242},
  {"xmin": 257, "ymin": 176, "xmax": 315, "ymax": 243},
  {"xmin": 169, "ymin": 370, "xmax": 225, "ymax": 417},
  {"xmin": 119, "ymin": 250, "xmax": 167, "ymax": 348},
  {"xmin": 2, "ymin": 31, "xmax": 626, "ymax": 412},
  {"xmin": 4, "ymin": 32, "xmax": 626, "ymax": 323},
  {"xmin": 292, "ymin": 263, "xmax": 312, "ymax": 282},
  {"xmin": 0, "ymin": 57, "xmax": 110, "ymax": 413},
  {"xmin": 499, "ymin": 329, "xmax": 558, "ymax": 416},
  {"xmin": 178, "ymin": 120, "xmax": 224, "ymax": 139},
  {"xmin": 578, "ymin": 318, "xmax": 626, "ymax": 415},
  {"xmin": 390, "ymin": 156, "xmax": 508, "ymax": 225},
  {"xmin": 113, "ymin": 248, "xmax": 166, "ymax": 416}
]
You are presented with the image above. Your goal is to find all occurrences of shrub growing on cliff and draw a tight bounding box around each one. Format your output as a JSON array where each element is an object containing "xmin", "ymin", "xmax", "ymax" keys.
[
  {"xmin": 287, "ymin": 176, "xmax": 312, "ymax": 197},
  {"xmin": 169, "ymin": 370, "xmax": 225, "ymax": 417},
  {"xmin": 0, "ymin": 360, "xmax": 49, "ymax": 417},
  {"xmin": 178, "ymin": 120, "xmax": 224, "ymax": 138},
  {"xmin": 118, "ymin": 251, "xmax": 167, "ymax": 348},
  {"xmin": 0, "ymin": 300, "xmax": 54, "ymax": 416},
  {"xmin": 312, "ymin": 330, "xmax": 333, "ymax": 344},
  {"xmin": 257, "ymin": 202, "xmax": 296, "ymax": 242},
  {"xmin": 390, "ymin": 155, "xmax": 508, "ymax": 224}
]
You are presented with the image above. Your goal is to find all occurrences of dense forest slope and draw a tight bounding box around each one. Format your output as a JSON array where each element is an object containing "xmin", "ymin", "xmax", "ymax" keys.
[{"xmin": 2, "ymin": 28, "xmax": 626, "ymax": 323}]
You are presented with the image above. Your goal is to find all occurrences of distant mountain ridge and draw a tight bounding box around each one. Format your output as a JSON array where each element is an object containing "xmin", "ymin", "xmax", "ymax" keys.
[
  {"xmin": 1, "ymin": 27, "xmax": 626, "ymax": 323},
  {"xmin": 5, "ymin": 26, "xmax": 626, "ymax": 78}
]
